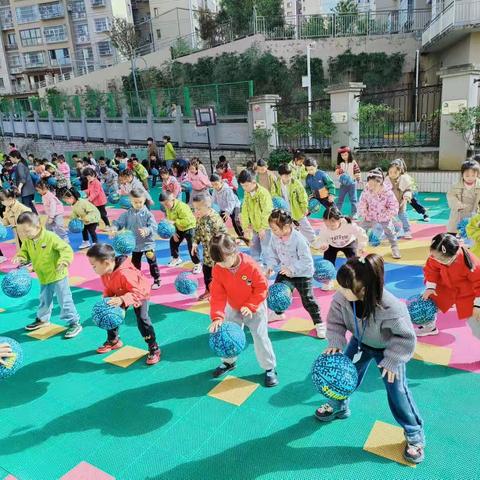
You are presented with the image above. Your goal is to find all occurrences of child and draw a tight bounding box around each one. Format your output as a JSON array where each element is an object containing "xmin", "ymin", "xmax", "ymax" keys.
[
  {"xmin": 160, "ymin": 167, "xmax": 181, "ymax": 199},
  {"xmin": 271, "ymin": 163, "xmax": 315, "ymax": 242},
  {"xmin": 13, "ymin": 212, "xmax": 82, "ymax": 338},
  {"xmin": 384, "ymin": 159, "xmax": 413, "ymax": 239},
  {"xmin": 467, "ymin": 213, "xmax": 480, "ymax": 257},
  {"xmin": 131, "ymin": 157, "xmax": 149, "ymax": 191},
  {"xmin": 238, "ymin": 169, "xmax": 273, "ymax": 264},
  {"xmin": 305, "ymin": 158, "xmax": 336, "ymax": 210},
  {"xmin": 358, "ymin": 168, "xmax": 400, "ymax": 259},
  {"xmin": 111, "ymin": 188, "xmax": 161, "ymax": 290},
  {"xmin": 35, "ymin": 180, "xmax": 68, "ymax": 242},
  {"xmin": 186, "ymin": 159, "xmax": 211, "ymax": 202},
  {"xmin": 312, "ymin": 206, "xmax": 368, "ymax": 289},
  {"xmin": 57, "ymin": 155, "xmax": 71, "ymax": 186},
  {"xmin": 316, "ymin": 254, "xmax": 424, "ymax": 464},
  {"xmin": 446, "ymin": 159, "xmax": 480, "ymax": 235},
  {"xmin": 210, "ymin": 173, "xmax": 245, "ymax": 242},
  {"xmin": 0, "ymin": 189, "xmax": 31, "ymax": 249},
  {"xmin": 163, "ymin": 135, "xmax": 176, "ymax": 162},
  {"xmin": 208, "ymin": 233, "xmax": 278, "ymax": 387},
  {"xmin": 192, "ymin": 194, "xmax": 227, "ymax": 300},
  {"xmin": 149, "ymin": 153, "xmax": 163, "ymax": 188},
  {"xmin": 255, "ymin": 159, "xmax": 276, "ymax": 193},
  {"xmin": 99, "ymin": 163, "xmax": 119, "ymax": 194},
  {"xmin": 335, "ymin": 146, "xmax": 361, "ymax": 218},
  {"xmin": 84, "ymin": 167, "xmax": 110, "ymax": 228},
  {"xmin": 216, "ymin": 159, "xmax": 238, "ymax": 192},
  {"xmin": 86, "ymin": 243, "xmax": 160, "ymax": 364},
  {"xmin": 288, "ymin": 152, "xmax": 308, "ymax": 185},
  {"xmin": 421, "ymin": 233, "xmax": 480, "ymax": 338},
  {"xmin": 118, "ymin": 170, "xmax": 153, "ymax": 207},
  {"xmin": 63, "ymin": 188, "xmax": 101, "ymax": 249},
  {"xmin": 159, "ymin": 191, "xmax": 201, "ymax": 273},
  {"xmin": 265, "ymin": 210, "xmax": 325, "ymax": 338},
  {"xmin": 46, "ymin": 163, "xmax": 68, "ymax": 191}
]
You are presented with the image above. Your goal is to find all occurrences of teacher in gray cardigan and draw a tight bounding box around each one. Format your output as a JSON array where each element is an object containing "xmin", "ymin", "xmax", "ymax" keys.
[{"xmin": 9, "ymin": 151, "xmax": 37, "ymax": 213}]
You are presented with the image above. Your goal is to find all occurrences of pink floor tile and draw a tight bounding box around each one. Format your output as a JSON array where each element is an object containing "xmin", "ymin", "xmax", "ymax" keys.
[{"xmin": 60, "ymin": 461, "xmax": 115, "ymax": 480}]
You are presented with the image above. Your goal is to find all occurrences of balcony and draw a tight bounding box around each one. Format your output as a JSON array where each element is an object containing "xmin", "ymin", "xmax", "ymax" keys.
[
  {"xmin": 5, "ymin": 43, "xmax": 18, "ymax": 51},
  {"xmin": 91, "ymin": 0, "xmax": 105, "ymax": 7},
  {"xmin": 39, "ymin": 4, "xmax": 65, "ymax": 20},
  {"xmin": 74, "ymin": 35, "xmax": 90, "ymax": 44},
  {"xmin": 50, "ymin": 58, "xmax": 72, "ymax": 67},
  {"xmin": 9, "ymin": 66, "xmax": 23, "ymax": 74},
  {"xmin": 12, "ymin": 83, "xmax": 38, "ymax": 94},
  {"xmin": 45, "ymin": 34, "xmax": 68, "ymax": 43},
  {"xmin": 24, "ymin": 56, "xmax": 46, "ymax": 69},
  {"xmin": 71, "ymin": 11, "xmax": 86, "ymax": 20},
  {"xmin": 422, "ymin": 0, "xmax": 480, "ymax": 50}
]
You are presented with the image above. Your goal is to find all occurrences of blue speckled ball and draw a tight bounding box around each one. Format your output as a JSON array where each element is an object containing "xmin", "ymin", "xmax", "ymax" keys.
[
  {"xmin": 2, "ymin": 181, "xmax": 11, "ymax": 190},
  {"xmin": 406, "ymin": 294, "xmax": 438, "ymax": 325},
  {"xmin": 112, "ymin": 230, "xmax": 136, "ymax": 255},
  {"xmin": 108, "ymin": 192, "xmax": 120, "ymax": 204},
  {"xmin": 119, "ymin": 196, "xmax": 132, "ymax": 209},
  {"xmin": 1, "ymin": 268, "xmax": 32, "ymax": 298},
  {"xmin": 308, "ymin": 198, "xmax": 321, "ymax": 214},
  {"xmin": 68, "ymin": 219, "xmax": 84, "ymax": 233},
  {"xmin": 157, "ymin": 220, "xmax": 175, "ymax": 239},
  {"xmin": 313, "ymin": 258, "xmax": 337, "ymax": 283},
  {"xmin": 0, "ymin": 224, "xmax": 7, "ymax": 240},
  {"xmin": 174, "ymin": 272, "xmax": 198, "ymax": 295},
  {"xmin": 267, "ymin": 282, "xmax": 292, "ymax": 312},
  {"xmin": 79, "ymin": 191, "xmax": 87, "ymax": 199},
  {"xmin": 71, "ymin": 178, "xmax": 81, "ymax": 188},
  {"xmin": 457, "ymin": 217, "xmax": 470, "ymax": 239},
  {"xmin": 119, "ymin": 163, "xmax": 127, "ymax": 172},
  {"xmin": 47, "ymin": 177, "xmax": 57, "ymax": 187},
  {"xmin": 181, "ymin": 181, "xmax": 192, "ymax": 193},
  {"xmin": 0, "ymin": 336, "xmax": 24, "ymax": 379},
  {"xmin": 209, "ymin": 321, "xmax": 246, "ymax": 358},
  {"xmin": 368, "ymin": 228, "xmax": 382, "ymax": 247},
  {"xmin": 151, "ymin": 168, "xmax": 159, "ymax": 176},
  {"xmin": 272, "ymin": 196, "xmax": 288, "ymax": 210},
  {"xmin": 339, "ymin": 174, "xmax": 354, "ymax": 186},
  {"xmin": 92, "ymin": 298, "xmax": 125, "ymax": 330},
  {"xmin": 311, "ymin": 353, "xmax": 358, "ymax": 400},
  {"xmin": 102, "ymin": 183, "xmax": 110, "ymax": 194}
]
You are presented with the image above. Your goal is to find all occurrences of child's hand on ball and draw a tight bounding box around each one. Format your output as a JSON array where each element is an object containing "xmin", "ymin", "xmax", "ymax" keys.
[
  {"xmin": 422, "ymin": 289, "xmax": 435, "ymax": 300},
  {"xmin": 0, "ymin": 343, "xmax": 13, "ymax": 365},
  {"xmin": 279, "ymin": 267, "xmax": 292, "ymax": 277},
  {"xmin": 240, "ymin": 306, "xmax": 253, "ymax": 318},
  {"xmin": 209, "ymin": 320, "xmax": 223, "ymax": 333},
  {"xmin": 108, "ymin": 297, "xmax": 123, "ymax": 307},
  {"xmin": 324, "ymin": 347, "xmax": 341, "ymax": 355}
]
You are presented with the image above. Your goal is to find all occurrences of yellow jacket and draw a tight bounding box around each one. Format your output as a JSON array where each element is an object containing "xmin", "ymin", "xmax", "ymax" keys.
[{"xmin": 2, "ymin": 200, "xmax": 31, "ymax": 248}]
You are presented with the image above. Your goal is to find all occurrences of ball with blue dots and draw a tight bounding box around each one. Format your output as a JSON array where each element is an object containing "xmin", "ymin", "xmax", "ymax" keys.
[
  {"xmin": 368, "ymin": 228, "xmax": 382, "ymax": 247},
  {"xmin": 112, "ymin": 230, "xmax": 136, "ymax": 255},
  {"xmin": 339, "ymin": 174, "xmax": 355, "ymax": 186},
  {"xmin": 108, "ymin": 192, "xmax": 120, "ymax": 204},
  {"xmin": 308, "ymin": 198, "xmax": 321, "ymax": 214},
  {"xmin": 151, "ymin": 168, "xmax": 159, "ymax": 176},
  {"xmin": 157, "ymin": 220, "xmax": 176, "ymax": 239},
  {"xmin": 0, "ymin": 337, "xmax": 24, "ymax": 380},
  {"xmin": 406, "ymin": 294, "xmax": 438, "ymax": 325},
  {"xmin": 119, "ymin": 196, "xmax": 132, "ymax": 210},
  {"xmin": 272, "ymin": 196, "xmax": 289, "ymax": 210},
  {"xmin": 311, "ymin": 352, "xmax": 358, "ymax": 400},
  {"xmin": 457, "ymin": 217, "xmax": 470, "ymax": 239},
  {"xmin": 0, "ymin": 224, "xmax": 7, "ymax": 240},
  {"xmin": 1, "ymin": 267, "xmax": 32, "ymax": 298},
  {"xmin": 174, "ymin": 272, "xmax": 198, "ymax": 295},
  {"xmin": 71, "ymin": 177, "xmax": 81, "ymax": 189},
  {"xmin": 68, "ymin": 219, "xmax": 84, "ymax": 234},
  {"xmin": 313, "ymin": 258, "xmax": 336, "ymax": 283},
  {"xmin": 102, "ymin": 183, "xmax": 111, "ymax": 194},
  {"xmin": 30, "ymin": 172, "xmax": 40, "ymax": 185},
  {"xmin": 92, "ymin": 298, "xmax": 125, "ymax": 330},
  {"xmin": 209, "ymin": 321, "xmax": 246, "ymax": 358},
  {"xmin": 267, "ymin": 282, "xmax": 292, "ymax": 312},
  {"xmin": 181, "ymin": 181, "xmax": 192, "ymax": 193}
]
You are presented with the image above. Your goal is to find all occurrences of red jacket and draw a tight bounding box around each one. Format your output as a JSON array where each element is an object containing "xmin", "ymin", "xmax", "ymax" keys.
[
  {"xmin": 424, "ymin": 249, "xmax": 480, "ymax": 319},
  {"xmin": 100, "ymin": 256, "xmax": 150, "ymax": 307},
  {"xmin": 210, "ymin": 253, "xmax": 268, "ymax": 321},
  {"xmin": 87, "ymin": 178, "xmax": 107, "ymax": 207},
  {"xmin": 221, "ymin": 169, "xmax": 238, "ymax": 191}
]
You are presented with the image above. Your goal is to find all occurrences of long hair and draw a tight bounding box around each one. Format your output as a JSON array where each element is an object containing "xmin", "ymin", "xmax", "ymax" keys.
[{"xmin": 430, "ymin": 233, "xmax": 473, "ymax": 270}]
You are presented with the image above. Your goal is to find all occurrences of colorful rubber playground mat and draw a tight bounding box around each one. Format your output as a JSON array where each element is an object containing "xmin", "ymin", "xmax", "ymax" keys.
[{"xmin": 1, "ymin": 191, "xmax": 480, "ymax": 480}]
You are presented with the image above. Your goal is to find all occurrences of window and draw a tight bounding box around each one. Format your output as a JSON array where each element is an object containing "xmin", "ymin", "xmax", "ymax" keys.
[
  {"xmin": 0, "ymin": 78, "xmax": 5, "ymax": 89},
  {"xmin": 0, "ymin": 7, "xmax": 13, "ymax": 28},
  {"xmin": 70, "ymin": 0, "xmax": 86, "ymax": 19},
  {"xmin": 153, "ymin": 8, "xmax": 159, "ymax": 16},
  {"xmin": 156, "ymin": 28, "xmax": 161, "ymax": 39},
  {"xmin": 49, "ymin": 48, "xmax": 70, "ymax": 66},
  {"xmin": 7, "ymin": 33, "xmax": 16, "ymax": 47},
  {"xmin": 39, "ymin": 2, "xmax": 64, "ymax": 20},
  {"xmin": 24, "ymin": 51, "xmax": 46, "ymax": 67},
  {"xmin": 8, "ymin": 54, "xmax": 22, "ymax": 67},
  {"xmin": 76, "ymin": 46, "xmax": 93, "ymax": 61},
  {"xmin": 97, "ymin": 40, "xmax": 112, "ymax": 56},
  {"xmin": 19, "ymin": 28, "xmax": 42, "ymax": 47},
  {"xmin": 16, "ymin": 5, "xmax": 40, "ymax": 24},
  {"xmin": 74, "ymin": 23, "xmax": 89, "ymax": 42},
  {"xmin": 44, "ymin": 25, "xmax": 67, "ymax": 43},
  {"xmin": 94, "ymin": 17, "xmax": 109, "ymax": 32}
]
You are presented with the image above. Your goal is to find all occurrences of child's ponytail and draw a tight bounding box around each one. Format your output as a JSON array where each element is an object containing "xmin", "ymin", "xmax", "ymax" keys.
[{"xmin": 323, "ymin": 205, "xmax": 352, "ymax": 224}]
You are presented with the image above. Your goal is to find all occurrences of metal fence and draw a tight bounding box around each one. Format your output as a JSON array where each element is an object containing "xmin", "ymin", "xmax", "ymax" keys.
[{"xmin": 358, "ymin": 84, "xmax": 442, "ymax": 148}]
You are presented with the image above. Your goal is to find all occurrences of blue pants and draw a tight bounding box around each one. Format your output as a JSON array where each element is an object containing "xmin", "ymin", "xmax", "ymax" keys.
[
  {"xmin": 329, "ymin": 337, "xmax": 425, "ymax": 445},
  {"xmin": 250, "ymin": 229, "xmax": 272, "ymax": 265},
  {"xmin": 46, "ymin": 215, "xmax": 68, "ymax": 242},
  {"xmin": 337, "ymin": 183, "xmax": 357, "ymax": 216},
  {"xmin": 37, "ymin": 277, "xmax": 80, "ymax": 327},
  {"xmin": 397, "ymin": 207, "xmax": 411, "ymax": 234}
]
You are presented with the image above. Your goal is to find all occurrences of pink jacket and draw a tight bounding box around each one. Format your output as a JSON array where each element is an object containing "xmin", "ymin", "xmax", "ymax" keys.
[
  {"xmin": 58, "ymin": 162, "xmax": 70, "ymax": 178},
  {"xmin": 358, "ymin": 186, "xmax": 399, "ymax": 223},
  {"xmin": 87, "ymin": 178, "xmax": 107, "ymax": 207},
  {"xmin": 162, "ymin": 175, "xmax": 181, "ymax": 198},
  {"xmin": 42, "ymin": 190, "xmax": 65, "ymax": 219},
  {"xmin": 186, "ymin": 171, "xmax": 211, "ymax": 191}
]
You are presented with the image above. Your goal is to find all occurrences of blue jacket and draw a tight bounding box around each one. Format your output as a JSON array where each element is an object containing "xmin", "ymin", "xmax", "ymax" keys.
[
  {"xmin": 212, "ymin": 182, "xmax": 240, "ymax": 214},
  {"xmin": 305, "ymin": 170, "xmax": 335, "ymax": 198},
  {"xmin": 113, "ymin": 206, "xmax": 158, "ymax": 252}
]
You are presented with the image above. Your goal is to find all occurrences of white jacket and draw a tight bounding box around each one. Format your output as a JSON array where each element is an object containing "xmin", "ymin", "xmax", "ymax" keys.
[{"xmin": 312, "ymin": 218, "xmax": 368, "ymax": 251}]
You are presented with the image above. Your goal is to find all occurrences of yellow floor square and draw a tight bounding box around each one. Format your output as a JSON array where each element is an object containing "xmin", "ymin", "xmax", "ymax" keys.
[
  {"xmin": 279, "ymin": 318, "xmax": 315, "ymax": 335},
  {"xmin": 365, "ymin": 239, "xmax": 430, "ymax": 266},
  {"xmin": 180, "ymin": 261, "xmax": 194, "ymax": 271},
  {"xmin": 208, "ymin": 375, "xmax": 260, "ymax": 406},
  {"xmin": 363, "ymin": 420, "xmax": 416, "ymax": 467},
  {"xmin": 187, "ymin": 301, "xmax": 210, "ymax": 315},
  {"xmin": 424, "ymin": 197, "xmax": 440, "ymax": 202},
  {"xmin": 68, "ymin": 276, "xmax": 87, "ymax": 286},
  {"xmin": 413, "ymin": 342, "xmax": 452, "ymax": 366},
  {"xmin": 27, "ymin": 323, "xmax": 67, "ymax": 340},
  {"xmin": 103, "ymin": 345, "xmax": 148, "ymax": 368}
]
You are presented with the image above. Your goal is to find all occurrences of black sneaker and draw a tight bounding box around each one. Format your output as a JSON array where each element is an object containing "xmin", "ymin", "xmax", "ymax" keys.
[
  {"xmin": 264, "ymin": 369, "xmax": 279, "ymax": 387},
  {"xmin": 25, "ymin": 318, "xmax": 51, "ymax": 331},
  {"xmin": 212, "ymin": 362, "xmax": 236, "ymax": 378},
  {"xmin": 423, "ymin": 214, "xmax": 430, "ymax": 222}
]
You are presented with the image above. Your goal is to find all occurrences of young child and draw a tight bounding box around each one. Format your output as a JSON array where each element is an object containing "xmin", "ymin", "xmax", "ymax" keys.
[
  {"xmin": 35, "ymin": 180, "xmax": 68, "ymax": 242},
  {"xmin": 118, "ymin": 170, "xmax": 153, "ymax": 207},
  {"xmin": 446, "ymin": 159, "xmax": 480, "ymax": 235},
  {"xmin": 255, "ymin": 159, "xmax": 276, "ymax": 193},
  {"xmin": 421, "ymin": 233, "xmax": 480, "ymax": 338},
  {"xmin": 84, "ymin": 168, "xmax": 110, "ymax": 228},
  {"xmin": 13, "ymin": 212, "xmax": 82, "ymax": 338},
  {"xmin": 131, "ymin": 157, "xmax": 149, "ymax": 191},
  {"xmin": 265, "ymin": 210, "xmax": 325, "ymax": 338},
  {"xmin": 210, "ymin": 173, "xmax": 245, "ymax": 242},
  {"xmin": 57, "ymin": 155, "xmax": 71, "ymax": 187},
  {"xmin": 271, "ymin": 163, "xmax": 315, "ymax": 242},
  {"xmin": 358, "ymin": 168, "xmax": 401, "ymax": 259},
  {"xmin": 98, "ymin": 159, "xmax": 118, "ymax": 194},
  {"xmin": 163, "ymin": 135, "xmax": 176, "ymax": 162},
  {"xmin": 208, "ymin": 233, "xmax": 278, "ymax": 387},
  {"xmin": 238, "ymin": 169, "xmax": 273, "ymax": 264},
  {"xmin": 46, "ymin": 163, "xmax": 68, "ymax": 191},
  {"xmin": 192, "ymin": 194, "xmax": 227, "ymax": 300},
  {"xmin": 186, "ymin": 159, "xmax": 211, "ymax": 202},
  {"xmin": 159, "ymin": 191, "xmax": 201, "ymax": 273},
  {"xmin": 305, "ymin": 158, "xmax": 336, "ymax": 210},
  {"xmin": 288, "ymin": 152, "xmax": 308, "ymax": 185},
  {"xmin": 86, "ymin": 243, "xmax": 160, "ymax": 364},
  {"xmin": 0, "ymin": 189, "xmax": 31, "ymax": 249},
  {"xmin": 63, "ymin": 188, "xmax": 101, "ymax": 249},
  {"xmin": 216, "ymin": 159, "xmax": 238, "ymax": 192},
  {"xmin": 312, "ymin": 206, "xmax": 368, "ymax": 289},
  {"xmin": 384, "ymin": 159, "xmax": 414, "ymax": 239},
  {"xmin": 335, "ymin": 146, "xmax": 361, "ymax": 218},
  {"xmin": 111, "ymin": 188, "xmax": 160, "ymax": 289},
  {"xmin": 160, "ymin": 167, "xmax": 181, "ymax": 199},
  {"xmin": 317, "ymin": 254, "xmax": 425, "ymax": 464}
]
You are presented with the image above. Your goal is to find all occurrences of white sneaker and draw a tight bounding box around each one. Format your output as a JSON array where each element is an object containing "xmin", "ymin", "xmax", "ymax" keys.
[
  {"xmin": 268, "ymin": 311, "xmax": 286, "ymax": 323},
  {"xmin": 192, "ymin": 264, "xmax": 202, "ymax": 274},
  {"xmin": 315, "ymin": 322, "xmax": 327, "ymax": 339},
  {"xmin": 320, "ymin": 281, "xmax": 334, "ymax": 291},
  {"xmin": 403, "ymin": 232, "xmax": 413, "ymax": 240},
  {"xmin": 78, "ymin": 241, "xmax": 90, "ymax": 249},
  {"xmin": 415, "ymin": 322, "xmax": 439, "ymax": 337},
  {"xmin": 168, "ymin": 258, "xmax": 183, "ymax": 267},
  {"xmin": 391, "ymin": 246, "xmax": 401, "ymax": 259},
  {"xmin": 151, "ymin": 280, "xmax": 161, "ymax": 290},
  {"xmin": 0, "ymin": 256, "xmax": 7, "ymax": 264}
]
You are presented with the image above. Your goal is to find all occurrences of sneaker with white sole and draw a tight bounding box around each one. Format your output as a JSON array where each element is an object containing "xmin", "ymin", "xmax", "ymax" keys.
[
  {"xmin": 320, "ymin": 281, "xmax": 334, "ymax": 291},
  {"xmin": 192, "ymin": 263, "xmax": 202, "ymax": 274},
  {"xmin": 415, "ymin": 322, "xmax": 439, "ymax": 337},
  {"xmin": 151, "ymin": 280, "xmax": 161, "ymax": 290},
  {"xmin": 78, "ymin": 241, "xmax": 90, "ymax": 249},
  {"xmin": 403, "ymin": 232, "xmax": 413, "ymax": 240},
  {"xmin": 0, "ymin": 256, "xmax": 7, "ymax": 264},
  {"xmin": 168, "ymin": 257, "xmax": 183, "ymax": 267},
  {"xmin": 315, "ymin": 322, "xmax": 327, "ymax": 339},
  {"xmin": 391, "ymin": 246, "xmax": 401, "ymax": 259},
  {"xmin": 64, "ymin": 324, "xmax": 82, "ymax": 339},
  {"xmin": 268, "ymin": 311, "xmax": 286, "ymax": 323},
  {"xmin": 25, "ymin": 318, "xmax": 51, "ymax": 331}
]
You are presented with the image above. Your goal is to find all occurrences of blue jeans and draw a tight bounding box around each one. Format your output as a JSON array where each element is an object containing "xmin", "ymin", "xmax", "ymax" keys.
[
  {"xmin": 250, "ymin": 229, "xmax": 272, "ymax": 265},
  {"xmin": 329, "ymin": 337, "xmax": 425, "ymax": 445},
  {"xmin": 397, "ymin": 207, "xmax": 411, "ymax": 234},
  {"xmin": 337, "ymin": 183, "xmax": 357, "ymax": 216},
  {"xmin": 46, "ymin": 215, "xmax": 68, "ymax": 242},
  {"xmin": 37, "ymin": 277, "xmax": 80, "ymax": 327}
]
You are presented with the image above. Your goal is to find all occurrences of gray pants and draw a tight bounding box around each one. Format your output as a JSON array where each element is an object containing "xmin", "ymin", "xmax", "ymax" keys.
[
  {"xmin": 298, "ymin": 216, "xmax": 316, "ymax": 242},
  {"xmin": 250, "ymin": 229, "xmax": 272, "ymax": 265},
  {"xmin": 46, "ymin": 215, "xmax": 68, "ymax": 242},
  {"xmin": 361, "ymin": 220, "xmax": 398, "ymax": 247},
  {"xmin": 223, "ymin": 302, "xmax": 276, "ymax": 370}
]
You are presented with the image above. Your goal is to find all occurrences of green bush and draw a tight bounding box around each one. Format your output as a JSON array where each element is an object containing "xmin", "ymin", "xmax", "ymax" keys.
[{"xmin": 268, "ymin": 148, "xmax": 291, "ymax": 170}]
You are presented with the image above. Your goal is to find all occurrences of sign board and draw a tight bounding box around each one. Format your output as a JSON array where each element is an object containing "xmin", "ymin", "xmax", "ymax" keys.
[
  {"xmin": 332, "ymin": 112, "xmax": 348, "ymax": 124},
  {"xmin": 441, "ymin": 99, "xmax": 467, "ymax": 115},
  {"xmin": 254, "ymin": 119, "xmax": 266, "ymax": 129},
  {"xmin": 194, "ymin": 106, "xmax": 217, "ymax": 127},
  {"xmin": 302, "ymin": 75, "xmax": 311, "ymax": 88}
]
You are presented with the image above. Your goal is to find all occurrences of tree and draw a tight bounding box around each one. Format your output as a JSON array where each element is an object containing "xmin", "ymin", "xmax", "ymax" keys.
[
  {"xmin": 333, "ymin": 0, "xmax": 358, "ymax": 14},
  {"xmin": 197, "ymin": 7, "xmax": 218, "ymax": 45},
  {"xmin": 450, "ymin": 106, "xmax": 480, "ymax": 151},
  {"xmin": 107, "ymin": 17, "xmax": 140, "ymax": 61}
]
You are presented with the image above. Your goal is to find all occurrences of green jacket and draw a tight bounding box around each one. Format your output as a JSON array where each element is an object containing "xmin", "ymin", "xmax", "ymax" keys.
[
  {"xmin": 193, "ymin": 211, "xmax": 227, "ymax": 266},
  {"xmin": 288, "ymin": 160, "xmax": 308, "ymax": 182},
  {"xmin": 271, "ymin": 178, "xmax": 308, "ymax": 221},
  {"xmin": 133, "ymin": 163, "xmax": 149, "ymax": 182},
  {"xmin": 241, "ymin": 184, "xmax": 273, "ymax": 232},
  {"xmin": 71, "ymin": 198, "xmax": 101, "ymax": 225},
  {"xmin": 164, "ymin": 142, "xmax": 176, "ymax": 161},
  {"xmin": 17, "ymin": 228, "xmax": 73, "ymax": 285},
  {"xmin": 467, "ymin": 213, "xmax": 480, "ymax": 258},
  {"xmin": 167, "ymin": 199, "xmax": 196, "ymax": 231}
]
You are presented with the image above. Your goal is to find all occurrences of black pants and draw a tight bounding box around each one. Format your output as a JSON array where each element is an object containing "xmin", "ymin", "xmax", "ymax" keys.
[
  {"xmin": 170, "ymin": 228, "xmax": 200, "ymax": 264},
  {"xmin": 324, "ymin": 242, "xmax": 357, "ymax": 266},
  {"xmin": 82, "ymin": 222, "xmax": 98, "ymax": 243},
  {"xmin": 221, "ymin": 207, "xmax": 244, "ymax": 238},
  {"xmin": 107, "ymin": 300, "xmax": 158, "ymax": 350},
  {"xmin": 410, "ymin": 196, "xmax": 427, "ymax": 216},
  {"xmin": 132, "ymin": 250, "xmax": 160, "ymax": 281},
  {"xmin": 203, "ymin": 264, "xmax": 213, "ymax": 291},
  {"xmin": 275, "ymin": 274, "xmax": 321, "ymax": 324},
  {"xmin": 152, "ymin": 174, "xmax": 158, "ymax": 188},
  {"xmin": 21, "ymin": 194, "xmax": 38, "ymax": 214},
  {"xmin": 97, "ymin": 204, "xmax": 110, "ymax": 227}
]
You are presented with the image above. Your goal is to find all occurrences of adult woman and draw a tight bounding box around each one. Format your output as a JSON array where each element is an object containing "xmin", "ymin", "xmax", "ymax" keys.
[{"xmin": 10, "ymin": 151, "xmax": 37, "ymax": 213}]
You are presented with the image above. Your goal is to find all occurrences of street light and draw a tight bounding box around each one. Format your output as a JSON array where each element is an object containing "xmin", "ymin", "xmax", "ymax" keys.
[{"xmin": 304, "ymin": 42, "xmax": 316, "ymax": 147}]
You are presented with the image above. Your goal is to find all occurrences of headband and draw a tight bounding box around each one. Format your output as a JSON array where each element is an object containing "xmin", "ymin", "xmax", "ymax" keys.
[{"xmin": 337, "ymin": 146, "xmax": 351, "ymax": 154}]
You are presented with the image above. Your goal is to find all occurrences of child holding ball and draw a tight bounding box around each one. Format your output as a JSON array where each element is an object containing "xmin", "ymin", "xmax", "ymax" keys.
[
  {"xmin": 335, "ymin": 146, "xmax": 360, "ymax": 217},
  {"xmin": 317, "ymin": 254, "xmax": 425, "ymax": 464},
  {"xmin": 209, "ymin": 233, "xmax": 278, "ymax": 387},
  {"xmin": 35, "ymin": 180, "xmax": 68, "ymax": 242},
  {"xmin": 86, "ymin": 243, "xmax": 160, "ymax": 364}
]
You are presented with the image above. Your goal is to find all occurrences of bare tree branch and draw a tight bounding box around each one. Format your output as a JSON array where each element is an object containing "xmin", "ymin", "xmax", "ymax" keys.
[{"xmin": 107, "ymin": 17, "xmax": 140, "ymax": 60}]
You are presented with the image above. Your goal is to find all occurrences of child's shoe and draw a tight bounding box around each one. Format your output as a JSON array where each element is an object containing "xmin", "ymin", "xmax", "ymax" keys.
[
  {"xmin": 403, "ymin": 232, "xmax": 413, "ymax": 240},
  {"xmin": 391, "ymin": 246, "xmax": 401, "ymax": 259},
  {"xmin": 96, "ymin": 339, "xmax": 124, "ymax": 354},
  {"xmin": 320, "ymin": 281, "xmax": 334, "ymax": 291},
  {"xmin": 78, "ymin": 241, "xmax": 90, "ymax": 249},
  {"xmin": 415, "ymin": 322, "xmax": 439, "ymax": 337},
  {"xmin": 168, "ymin": 257, "xmax": 183, "ymax": 267},
  {"xmin": 198, "ymin": 291, "xmax": 210, "ymax": 301},
  {"xmin": 64, "ymin": 324, "xmax": 82, "ymax": 339},
  {"xmin": 403, "ymin": 443, "xmax": 425, "ymax": 464},
  {"xmin": 212, "ymin": 361, "xmax": 236, "ymax": 378},
  {"xmin": 151, "ymin": 279, "xmax": 161, "ymax": 290},
  {"xmin": 146, "ymin": 346, "xmax": 161, "ymax": 365},
  {"xmin": 422, "ymin": 214, "xmax": 429, "ymax": 222},
  {"xmin": 192, "ymin": 263, "xmax": 202, "ymax": 274},
  {"xmin": 268, "ymin": 311, "xmax": 286, "ymax": 323},
  {"xmin": 264, "ymin": 369, "xmax": 279, "ymax": 387},
  {"xmin": 315, "ymin": 322, "xmax": 327, "ymax": 339},
  {"xmin": 25, "ymin": 318, "xmax": 51, "ymax": 331},
  {"xmin": 315, "ymin": 403, "xmax": 350, "ymax": 422}
]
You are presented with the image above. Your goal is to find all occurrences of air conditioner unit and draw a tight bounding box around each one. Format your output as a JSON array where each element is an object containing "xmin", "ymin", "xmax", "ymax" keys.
[
  {"xmin": 76, "ymin": 35, "xmax": 89, "ymax": 43},
  {"xmin": 67, "ymin": 4, "xmax": 72, "ymax": 11}
]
